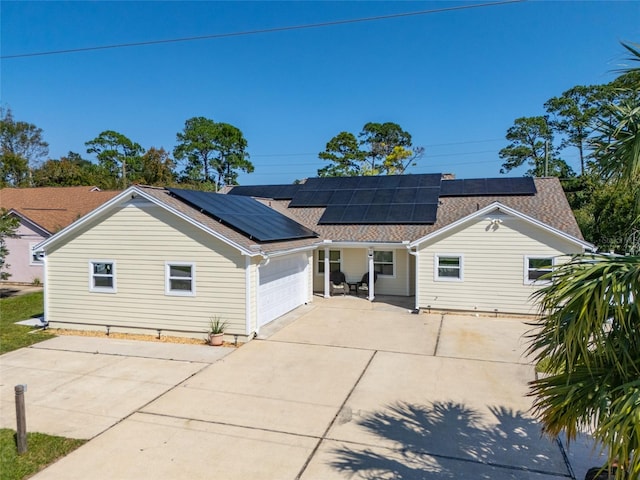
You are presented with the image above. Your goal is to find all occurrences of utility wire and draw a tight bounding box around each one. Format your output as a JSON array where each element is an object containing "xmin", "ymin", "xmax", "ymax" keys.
[{"xmin": 2, "ymin": 0, "xmax": 524, "ymax": 59}]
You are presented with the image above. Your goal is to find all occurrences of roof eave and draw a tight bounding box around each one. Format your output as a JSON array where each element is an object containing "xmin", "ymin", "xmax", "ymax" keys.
[{"xmin": 409, "ymin": 201, "xmax": 595, "ymax": 251}]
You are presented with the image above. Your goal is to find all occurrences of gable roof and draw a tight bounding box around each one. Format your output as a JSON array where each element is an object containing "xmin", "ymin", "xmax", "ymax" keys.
[
  {"xmin": 228, "ymin": 177, "xmax": 588, "ymax": 246},
  {"xmin": 409, "ymin": 201, "xmax": 594, "ymax": 250},
  {"xmin": 0, "ymin": 186, "xmax": 120, "ymax": 234},
  {"xmin": 37, "ymin": 185, "xmax": 321, "ymax": 257}
]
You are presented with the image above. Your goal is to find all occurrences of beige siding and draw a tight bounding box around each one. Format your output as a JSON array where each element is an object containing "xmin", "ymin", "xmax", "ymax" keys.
[
  {"xmin": 312, "ymin": 247, "xmax": 411, "ymax": 296},
  {"xmin": 46, "ymin": 199, "xmax": 248, "ymax": 338},
  {"xmin": 417, "ymin": 212, "xmax": 583, "ymax": 315}
]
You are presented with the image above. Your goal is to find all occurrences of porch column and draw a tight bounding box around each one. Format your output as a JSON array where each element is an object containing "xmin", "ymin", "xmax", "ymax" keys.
[
  {"xmin": 368, "ymin": 249, "xmax": 375, "ymax": 301},
  {"xmin": 323, "ymin": 247, "xmax": 330, "ymax": 298}
]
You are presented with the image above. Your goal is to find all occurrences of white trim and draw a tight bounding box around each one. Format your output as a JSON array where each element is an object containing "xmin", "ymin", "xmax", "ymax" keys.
[
  {"xmin": 165, "ymin": 262, "xmax": 196, "ymax": 296},
  {"xmin": 29, "ymin": 242, "xmax": 44, "ymax": 265},
  {"xmin": 89, "ymin": 260, "xmax": 116, "ymax": 293},
  {"xmin": 245, "ymin": 256, "xmax": 252, "ymax": 336},
  {"xmin": 410, "ymin": 202, "xmax": 595, "ymax": 251},
  {"xmin": 434, "ymin": 254, "xmax": 464, "ymax": 282},
  {"xmin": 43, "ymin": 253, "xmax": 49, "ymax": 321},
  {"xmin": 407, "ymin": 247, "xmax": 419, "ymax": 310},
  {"xmin": 523, "ymin": 255, "xmax": 555, "ymax": 285}
]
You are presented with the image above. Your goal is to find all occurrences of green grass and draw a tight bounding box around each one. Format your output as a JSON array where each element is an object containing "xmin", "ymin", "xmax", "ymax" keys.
[
  {"xmin": 0, "ymin": 292, "xmax": 54, "ymax": 354},
  {"xmin": 0, "ymin": 428, "xmax": 86, "ymax": 480}
]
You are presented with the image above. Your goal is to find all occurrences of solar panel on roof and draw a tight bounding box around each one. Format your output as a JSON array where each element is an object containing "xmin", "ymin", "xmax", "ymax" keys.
[
  {"xmin": 370, "ymin": 189, "xmax": 395, "ymax": 205},
  {"xmin": 411, "ymin": 204, "xmax": 438, "ymax": 222},
  {"xmin": 439, "ymin": 177, "xmax": 536, "ymax": 197},
  {"xmin": 462, "ymin": 179, "xmax": 487, "ymax": 195},
  {"xmin": 388, "ymin": 204, "xmax": 415, "ymax": 222},
  {"xmin": 362, "ymin": 204, "xmax": 390, "ymax": 223},
  {"xmin": 340, "ymin": 204, "xmax": 369, "ymax": 222},
  {"xmin": 393, "ymin": 188, "xmax": 417, "ymax": 203},
  {"xmin": 350, "ymin": 188, "xmax": 377, "ymax": 204},
  {"xmin": 440, "ymin": 180, "xmax": 464, "ymax": 196},
  {"xmin": 415, "ymin": 187, "xmax": 440, "ymax": 203},
  {"xmin": 168, "ymin": 188, "xmax": 317, "ymax": 242},
  {"xmin": 227, "ymin": 184, "xmax": 301, "ymax": 200},
  {"xmin": 319, "ymin": 206, "xmax": 346, "ymax": 223}
]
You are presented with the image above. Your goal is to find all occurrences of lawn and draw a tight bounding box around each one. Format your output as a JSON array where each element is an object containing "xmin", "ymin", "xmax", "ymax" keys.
[
  {"xmin": 0, "ymin": 292, "xmax": 54, "ymax": 354},
  {"xmin": 0, "ymin": 428, "xmax": 86, "ymax": 480}
]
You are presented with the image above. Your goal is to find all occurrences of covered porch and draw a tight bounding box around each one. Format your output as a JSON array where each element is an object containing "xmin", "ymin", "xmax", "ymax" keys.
[{"xmin": 313, "ymin": 241, "xmax": 416, "ymax": 301}]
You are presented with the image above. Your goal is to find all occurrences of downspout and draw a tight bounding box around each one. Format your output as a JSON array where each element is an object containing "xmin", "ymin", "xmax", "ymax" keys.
[
  {"xmin": 407, "ymin": 246, "xmax": 420, "ymax": 312},
  {"xmin": 245, "ymin": 255, "xmax": 252, "ymax": 338},
  {"xmin": 42, "ymin": 251, "xmax": 49, "ymax": 326},
  {"xmin": 254, "ymin": 253, "xmax": 270, "ymax": 336}
]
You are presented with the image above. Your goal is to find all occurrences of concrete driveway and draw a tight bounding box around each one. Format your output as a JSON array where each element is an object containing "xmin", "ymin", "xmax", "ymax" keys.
[{"xmin": 2, "ymin": 295, "xmax": 601, "ymax": 479}]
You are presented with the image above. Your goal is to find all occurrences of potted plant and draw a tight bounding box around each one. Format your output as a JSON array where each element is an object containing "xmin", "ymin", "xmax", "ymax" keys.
[{"xmin": 207, "ymin": 317, "xmax": 227, "ymax": 346}]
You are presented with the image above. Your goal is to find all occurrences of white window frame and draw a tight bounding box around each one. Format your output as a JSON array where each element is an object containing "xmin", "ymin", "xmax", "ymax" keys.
[
  {"xmin": 373, "ymin": 250, "xmax": 395, "ymax": 277},
  {"xmin": 29, "ymin": 242, "xmax": 44, "ymax": 265},
  {"xmin": 434, "ymin": 254, "xmax": 464, "ymax": 282},
  {"xmin": 89, "ymin": 260, "xmax": 116, "ymax": 293},
  {"xmin": 317, "ymin": 249, "xmax": 341, "ymax": 275},
  {"xmin": 524, "ymin": 256, "xmax": 554, "ymax": 285},
  {"xmin": 165, "ymin": 262, "xmax": 196, "ymax": 296}
]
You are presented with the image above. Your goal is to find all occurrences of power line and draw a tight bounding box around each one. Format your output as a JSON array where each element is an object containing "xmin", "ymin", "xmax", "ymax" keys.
[
  {"xmin": 2, "ymin": 0, "xmax": 525, "ymax": 59},
  {"xmin": 250, "ymin": 138, "xmax": 506, "ymax": 158}
]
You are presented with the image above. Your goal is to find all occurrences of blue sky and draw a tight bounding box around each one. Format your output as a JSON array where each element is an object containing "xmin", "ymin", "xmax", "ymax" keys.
[{"xmin": 1, "ymin": 1, "xmax": 638, "ymax": 185}]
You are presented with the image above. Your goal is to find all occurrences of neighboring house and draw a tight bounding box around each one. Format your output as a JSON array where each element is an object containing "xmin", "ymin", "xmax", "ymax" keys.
[
  {"xmin": 36, "ymin": 174, "xmax": 593, "ymax": 342},
  {"xmin": 0, "ymin": 186, "xmax": 120, "ymax": 284}
]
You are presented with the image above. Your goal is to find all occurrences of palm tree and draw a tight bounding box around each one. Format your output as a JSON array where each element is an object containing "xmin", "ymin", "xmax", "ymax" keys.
[{"xmin": 527, "ymin": 42, "xmax": 640, "ymax": 480}]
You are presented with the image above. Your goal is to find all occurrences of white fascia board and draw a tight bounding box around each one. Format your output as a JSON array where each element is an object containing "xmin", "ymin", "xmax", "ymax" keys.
[
  {"xmin": 35, "ymin": 186, "xmax": 257, "ymax": 256},
  {"xmin": 409, "ymin": 201, "xmax": 595, "ymax": 251},
  {"xmin": 322, "ymin": 241, "xmax": 409, "ymax": 249},
  {"xmin": 260, "ymin": 243, "xmax": 321, "ymax": 258}
]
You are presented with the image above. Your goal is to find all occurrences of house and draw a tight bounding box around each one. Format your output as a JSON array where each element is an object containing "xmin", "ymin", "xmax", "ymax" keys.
[
  {"xmin": 227, "ymin": 175, "xmax": 594, "ymax": 315},
  {"xmin": 35, "ymin": 186, "xmax": 320, "ymax": 341},
  {"xmin": 0, "ymin": 186, "xmax": 120, "ymax": 284},
  {"xmin": 35, "ymin": 174, "xmax": 593, "ymax": 342}
]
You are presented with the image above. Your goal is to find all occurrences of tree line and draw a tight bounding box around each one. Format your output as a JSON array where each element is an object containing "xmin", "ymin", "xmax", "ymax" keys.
[
  {"xmin": 498, "ymin": 63, "xmax": 639, "ymax": 254},
  {"xmin": 0, "ymin": 114, "xmax": 252, "ymax": 192}
]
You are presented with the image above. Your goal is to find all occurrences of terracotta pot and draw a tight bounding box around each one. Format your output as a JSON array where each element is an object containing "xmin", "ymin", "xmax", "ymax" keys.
[{"xmin": 209, "ymin": 333, "xmax": 224, "ymax": 346}]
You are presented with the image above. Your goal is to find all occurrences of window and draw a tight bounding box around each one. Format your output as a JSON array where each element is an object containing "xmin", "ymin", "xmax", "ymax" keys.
[
  {"xmin": 435, "ymin": 254, "xmax": 463, "ymax": 281},
  {"xmin": 373, "ymin": 250, "xmax": 394, "ymax": 276},
  {"xmin": 166, "ymin": 263, "xmax": 195, "ymax": 295},
  {"xmin": 29, "ymin": 243, "xmax": 44, "ymax": 265},
  {"xmin": 525, "ymin": 256, "xmax": 553, "ymax": 284},
  {"xmin": 318, "ymin": 250, "xmax": 341, "ymax": 274},
  {"xmin": 90, "ymin": 261, "xmax": 116, "ymax": 292}
]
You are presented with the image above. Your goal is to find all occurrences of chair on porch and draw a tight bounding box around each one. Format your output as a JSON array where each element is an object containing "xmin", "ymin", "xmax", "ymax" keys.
[
  {"xmin": 357, "ymin": 271, "xmax": 378, "ymax": 296},
  {"xmin": 330, "ymin": 270, "xmax": 349, "ymax": 296}
]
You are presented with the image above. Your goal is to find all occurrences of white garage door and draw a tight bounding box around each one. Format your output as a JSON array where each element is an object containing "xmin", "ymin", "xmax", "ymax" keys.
[{"xmin": 258, "ymin": 253, "xmax": 308, "ymax": 328}]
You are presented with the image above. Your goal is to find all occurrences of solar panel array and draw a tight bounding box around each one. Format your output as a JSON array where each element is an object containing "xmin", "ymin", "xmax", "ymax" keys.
[
  {"xmin": 227, "ymin": 184, "xmax": 301, "ymax": 200},
  {"xmin": 440, "ymin": 177, "xmax": 536, "ymax": 197},
  {"xmin": 168, "ymin": 188, "xmax": 317, "ymax": 242},
  {"xmin": 288, "ymin": 174, "xmax": 443, "ymax": 224},
  {"xmin": 173, "ymin": 175, "xmax": 539, "ymax": 233}
]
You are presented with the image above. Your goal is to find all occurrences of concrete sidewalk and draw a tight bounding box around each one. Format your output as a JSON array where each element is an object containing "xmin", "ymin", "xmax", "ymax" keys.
[
  {"xmin": 2, "ymin": 298, "xmax": 607, "ymax": 479},
  {"xmin": 0, "ymin": 336, "xmax": 233, "ymax": 438}
]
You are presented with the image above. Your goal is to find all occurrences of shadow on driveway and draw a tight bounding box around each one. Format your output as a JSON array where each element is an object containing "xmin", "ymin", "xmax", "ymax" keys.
[{"xmin": 328, "ymin": 400, "xmax": 568, "ymax": 479}]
